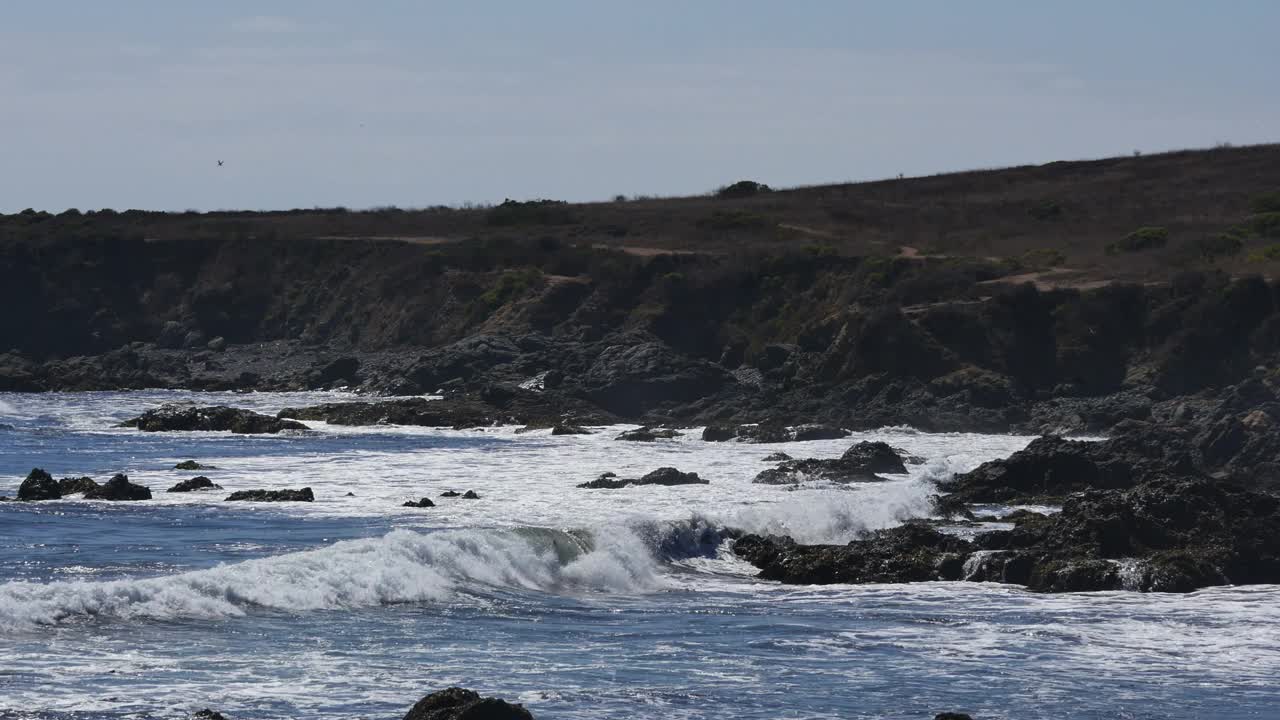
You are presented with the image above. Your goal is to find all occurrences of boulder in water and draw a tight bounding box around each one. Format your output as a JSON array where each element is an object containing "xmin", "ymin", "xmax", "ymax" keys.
[
  {"xmin": 461, "ymin": 490, "xmax": 481, "ymax": 499},
  {"xmin": 403, "ymin": 497, "xmax": 435, "ymax": 508},
  {"xmin": 174, "ymin": 460, "xmax": 214, "ymax": 470},
  {"xmin": 440, "ymin": 490, "xmax": 461, "ymax": 497},
  {"xmin": 17, "ymin": 468, "xmax": 60, "ymax": 501},
  {"xmin": 193, "ymin": 711, "xmax": 228, "ymax": 720},
  {"xmin": 615, "ymin": 427, "xmax": 682, "ymax": 442},
  {"xmin": 84, "ymin": 473, "xmax": 152, "ymax": 501},
  {"xmin": 578, "ymin": 467, "xmax": 708, "ymax": 489},
  {"xmin": 935, "ymin": 714, "xmax": 975, "ymax": 720},
  {"xmin": 57, "ymin": 476, "xmax": 99, "ymax": 495},
  {"xmin": 121, "ymin": 404, "xmax": 306, "ymax": 434},
  {"xmin": 551, "ymin": 423, "xmax": 592, "ymax": 435},
  {"xmin": 168, "ymin": 476, "xmax": 221, "ymax": 493},
  {"xmin": 761, "ymin": 452, "xmax": 793, "ymax": 462},
  {"xmin": 403, "ymin": 687, "xmax": 534, "ymax": 720},
  {"xmin": 225, "ymin": 488, "xmax": 314, "ymax": 502},
  {"xmin": 753, "ymin": 441, "xmax": 910, "ymax": 485}
]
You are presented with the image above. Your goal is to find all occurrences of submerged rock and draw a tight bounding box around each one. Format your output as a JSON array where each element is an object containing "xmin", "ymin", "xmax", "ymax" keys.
[
  {"xmin": 174, "ymin": 460, "xmax": 215, "ymax": 470},
  {"xmin": 17, "ymin": 468, "xmax": 60, "ymax": 501},
  {"xmin": 615, "ymin": 427, "xmax": 682, "ymax": 441},
  {"xmin": 439, "ymin": 490, "xmax": 462, "ymax": 498},
  {"xmin": 168, "ymin": 476, "xmax": 222, "ymax": 493},
  {"xmin": 578, "ymin": 467, "xmax": 708, "ymax": 489},
  {"xmin": 84, "ymin": 474, "xmax": 152, "ymax": 501},
  {"xmin": 225, "ymin": 488, "xmax": 314, "ymax": 502},
  {"xmin": 57, "ymin": 476, "xmax": 99, "ymax": 495},
  {"xmin": 122, "ymin": 404, "xmax": 306, "ymax": 434},
  {"xmin": 403, "ymin": 497, "xmax": 436, "ymax": 508},
  {"xmin": 403, "ymin": 687, "xmax": 534, "ymax": 720}
]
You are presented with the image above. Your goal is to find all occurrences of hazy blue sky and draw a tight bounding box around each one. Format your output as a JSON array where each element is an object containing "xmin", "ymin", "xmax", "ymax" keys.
[{"xmin": 3, "ymin": 1, "xmax": 1278, "ymax": 212}]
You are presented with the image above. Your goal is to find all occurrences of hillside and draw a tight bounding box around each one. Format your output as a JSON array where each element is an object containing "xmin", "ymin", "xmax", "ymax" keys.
[{"xmin": 4, "ymin": 143, "xmax": 1280, "ymax": 432}]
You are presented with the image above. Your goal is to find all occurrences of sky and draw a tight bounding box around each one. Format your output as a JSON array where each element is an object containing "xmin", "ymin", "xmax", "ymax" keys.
[{"xmin": 2, "ymin": 1, "xmax": 1278, "ymax": 212}]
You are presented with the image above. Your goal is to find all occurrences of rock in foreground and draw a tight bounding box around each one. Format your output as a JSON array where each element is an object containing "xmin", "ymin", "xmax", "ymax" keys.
[
  {"xmin": 122, "ymin": 404, "xmax": 306, "ymax": 434},
  {"xmin": 84, "ymin": 474, "xmax": 152, "ymax": 501},
  {"xmin": 403, "ymin": 687, "xmax": 534, "ymax": 720},
  {"xmin": 578, "ymin": 467, "xmax": 707, "ymax": 489},
  {"xmin": 225, "ymin": 488, "xmax": 314, "ymax": 502}
]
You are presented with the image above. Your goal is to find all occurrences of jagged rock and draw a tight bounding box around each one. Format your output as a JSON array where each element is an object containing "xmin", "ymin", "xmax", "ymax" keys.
[
  {"xmin": 168, "ymin": 476, "xmax": 221, "ymax": 492},
  {"xmin": 17, "ymin": 468, "xmax": 60, "ymax": 501},
  {"xmin": 581, "ymin": 340, "xmax": 731, "ymax": 417},
  {"xmin": 403, "ymin": 497, "xmax": 435, "ymax": 508},
  {"xmin": 615, "ymin": 427, "xmax": 681, "ymax": 442},
  {"xmin": 701, "ymin": 423, "xmax": 847, "ymax": 443},
  {"xmin": 83, "ymin": 474, "xmax": 151, "ymax": 501},
  {"xmin": 753, "ymin": 441, "xmax": 907, "ymax": 485},
  {"xmin": 225, "ymin": 488, "xmax": 314, "ymax": 502},
  {"xmin": 402, "ymin": 687, "xmax": 534, "ymax": 720},
  {"xmin": 122, "ymin": 404, "xmax": 306, "ymax": 434},
  {"xmin": 174, "ymin": 460, "xmax": 214, "ymax": 470},
  {"xmin": 57, "ymin": 476, "xmax": 99, "ymax": 495},
  {"xmin": 578, "ymin": 467, "xmax": 708, "ymax": 489},
  {"xmin": 461, "ymin": 490, "xmax": 480, "ymax": 499},
  {"xmin": 735, "ymin": 523, "xmax": 969, "ymax": 584}
]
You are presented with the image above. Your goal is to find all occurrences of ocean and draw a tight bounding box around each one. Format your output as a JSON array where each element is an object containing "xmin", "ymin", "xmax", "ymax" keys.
[{"xmin": 1, "ymin": 391, "xmax": 1276, "ymax": 719}]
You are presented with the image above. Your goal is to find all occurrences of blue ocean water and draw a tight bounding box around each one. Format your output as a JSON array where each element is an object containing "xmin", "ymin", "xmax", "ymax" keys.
[{"xmin": 1, "ymin": 392, "xmax": 1277, "ymax": 720}]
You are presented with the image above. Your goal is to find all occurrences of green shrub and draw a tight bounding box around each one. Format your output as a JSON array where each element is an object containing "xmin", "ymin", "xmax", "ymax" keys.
[
  {"xmin": 1106, "ymin": 226, "xmax": 1169, "ymax": 255},
  {"xmin": 1250, "ymin": 191, "xmax": 1280, "ymax": 214},
  {"xmin": 470, "ymin": 268, "xmax": 543, "ymax": 320},
  {"xmin": 1247, "ymin": 244, "xmax": 1280, "ymax": 264},
  {"xmin": 487, "ymin": 199, "xmax": 576, "ymax": 227},
  {"xmin": 1193, "ymin": 234, "xmax": 1244, "ymax": 261},
  {"xmin": 1248, "ymin": 212, "xmax": 1280, "ymax": 239},
  {"xmin": 716, "ymin": 180, "xmax": 772, "ymax": 199}
]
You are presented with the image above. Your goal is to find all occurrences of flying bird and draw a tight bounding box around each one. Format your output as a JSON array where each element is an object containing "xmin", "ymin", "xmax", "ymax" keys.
[{"xmin": 217, "ymin": 160, "xmax": 224, "ymax": 167}]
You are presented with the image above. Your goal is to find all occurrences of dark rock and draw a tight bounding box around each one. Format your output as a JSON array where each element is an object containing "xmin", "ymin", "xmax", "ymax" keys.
[
  {"xmin": 174, "ymin": 460, "xmax": 214, "ymax": 470},
  {"xmin": 578, "ymin": 467, "xmax": 708, "ymax": 489},
  {"xmin": 345, "ymin": 492, "xmax": 355, "ymax": 497},
  {"xmin": 753, "ymin": 441, "xmax": 907, "ymax": 485},
  {"xmin": 279, "ymin": 393, "xmax": 613, "ymax": 430},
  {"xmin": 403, "ymin": 497, "xmax": 435, "ymax": 508},
  {"xmin": 461, "ymin": 490, "xmax": 480, "ymax": 499},
  {"xmin": 735, "ymin": 523, "xmax": 970, "ymax": 584},
  {"xmin": 791, "ymin": 423, "xmax": 850, "ymax": 441},
  {"xmin": 840, "ymin": 441, "xmax": 909, "ymax": 474},
  {"xmin": 193, "ymin": 711, "xmax": 228, "ymax": 720},
  {"xmin": 615, "ymin": 427, "xmax": 682, "ymax": 441},
  {"xmin": 762, "ymin": 452, "xmax": 793, "ymax": 462},
  {"xmin": 84, "ymin": 474, "xmax": 152, "ymax": 501},
  {"xmin": 403, "ymin": 687, "xmax": 534, "ymax": 720},
  {"xmin": 934, "ymin": 714, "xmax": 975, "ymax": 720},
  {"xmin": 225, "ymin": 488, "xmax": 314, "ymax": 502},
  {"xmin": 701, "ymin": 423, "xmax": 847, "ymax": 443},
  {"xmin": 440, "ymin": 490, "xmax": 462, "ymax": 497},
  {"xmin": 580, "ymin": 340, "xmax": 731, "ymax": 417},
  {"xmin": 17, "ymin": 468, "xmax": 60, "ymax": 501},
  {"xmin": 206, "ymin": 336, "xmax": 227, "ymax": 352},
  {"xmin": 168, "ymin": 476, "xmax": 221, "ymax": 492},
  {"xmin": 122, "ymin": 404, "xmax": 307, "ymax": 434},
  {"xmin": 311, "ymin": 356, "xmax": 361, "ymax": 387},
  {"xmin": 57, "ymin": 476, "xmax": 99, "ymax": 495},
  {"xmin": 550, "ymin": 423, "xmax": 591, "ymax": 435}
]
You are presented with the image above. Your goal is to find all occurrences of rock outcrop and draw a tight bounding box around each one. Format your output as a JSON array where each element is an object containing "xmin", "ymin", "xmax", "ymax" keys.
[
  {"xmin": 168, "ymin": 476, "xmax": 221, "ymax": 492},
  {"xmin": 754, "ymin": 441, "xmax": 908, "ymax": 485},
  {"xmin": 402, "ymin": 687, "xmax": 534, "ymax": 720},
  {"xmin": 17, "ymin": 468, "xmax": 60, "ymax": 501},
  {"xmin": 122, "ymin": 405, "xmax": 306, "ymax": 434},
  {"xmin": 225, "ymin": 488, "xmax": 314, "ymax": 502},
  {"xmin": 84, "ymin": 474, "xmax": 152, "ymax": 501},
  {"xmin": 57, "ymin": 476, "xmax": 99, "ymax": 495},
  {"xmin": 578, "ymin": 467, "xmax": 708, "ymax": 489}
]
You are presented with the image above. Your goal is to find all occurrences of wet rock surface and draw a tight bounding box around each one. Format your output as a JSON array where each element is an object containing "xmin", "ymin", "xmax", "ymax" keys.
[
  {"xmin": 702, "ymin": 423, "xmax": 849, "ymax": 443},
  {"xmin": 737, "ymin": 475, "xmax": 1280, "ymax": 593},
  {"xmin": 122, "ymin": 404, "xmax": 306, "ymax": 434},
  {"xmin": 402, "ymin": 497, "xmax": 435, "ymax": 508},
  {"xmin": 753, "ymin": 441, "xmax": 909, "ymax": 485},
  {"xmin": 225, "ymin": 488, "xmax": 314, "ymax": 502},
  {"xmin": 167, "ymin": 476, "xmax": 221, "ymax": 493},
  {"xmin": 402, "ymin": 687, "xmax": 534, "ymax": 720},
  {"xmin": 578, "ymin": 467, "xmax": 708, "ymax": 489},
  {"xmin": 57, "ymin": 476, "xmax": 100, "ymax": 495},
  {"xmin": 17, "ymin": 468, "xmax": 60, "ymax": 501},
  {"xmin": 83, "ymin": 474, "xmax": 152, "ymax": 501}
]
